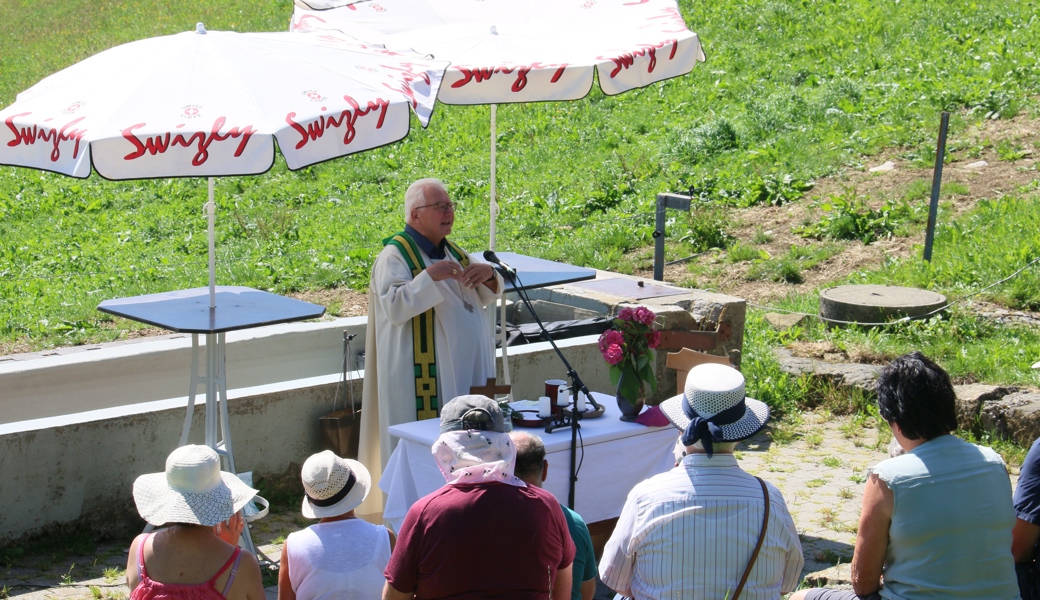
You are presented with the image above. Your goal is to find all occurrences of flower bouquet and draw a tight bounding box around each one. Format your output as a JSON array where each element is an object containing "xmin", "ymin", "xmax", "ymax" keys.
[{"xmin": 598, "ymin": 306, "xmax": 661, "ymax": 419}]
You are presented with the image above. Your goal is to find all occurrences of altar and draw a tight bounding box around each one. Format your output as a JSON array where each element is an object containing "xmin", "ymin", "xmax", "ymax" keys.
[{"xmin": 378, "ymin": 392, "xmax": 677, "ymax": 532}]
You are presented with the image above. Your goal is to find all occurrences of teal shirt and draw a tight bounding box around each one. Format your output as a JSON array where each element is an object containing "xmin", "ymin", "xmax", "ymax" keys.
[
  {"xmin": 561, "ymin": 504, "xmax": 597, "ymax": 600},
  {"xmin": 874, "ymin": 434, "xmax": 1019, "ymax": 600}
]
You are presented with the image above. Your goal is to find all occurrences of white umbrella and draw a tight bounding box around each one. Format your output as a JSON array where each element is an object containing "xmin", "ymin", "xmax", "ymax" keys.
[
  {"xmin": 291, "ymin": 0, "xmax": 706, "ymax": 248},
  {"xmin": 0, "ymin": 23, "xmax": 448, "ymax": 305}
]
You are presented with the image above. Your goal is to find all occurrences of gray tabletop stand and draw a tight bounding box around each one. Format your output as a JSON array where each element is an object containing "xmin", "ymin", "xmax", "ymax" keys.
[
  {"xmin": 496, "ymin": 252, "xmax": 596, "ymax": 292},
  {"xmin": 99, "ymin": 286, "xmax": 325, "ymax": 555}
]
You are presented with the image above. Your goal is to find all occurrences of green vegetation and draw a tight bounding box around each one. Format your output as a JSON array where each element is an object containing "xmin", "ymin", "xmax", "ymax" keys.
[
  {"xmin": 2, "ymin": 0, "xmax": 1040, "ymax": 352},
  {"xmin": 750, "ymin": 192, "xmax": 1040, "ymax": 394},
  {"xmin": 996, "ymin": 139, "xmax": 1030, "ymax": 162},
  {"xmin": 102, "ymin": 566, "xmax": 124, "ymax": 583},
  {"xmin": 727, "ymin": 242, "xmax": 767, "ymax": 263},
  {"xmin": 60, "ymin": 563, "xmax": 75, "ymax": 586},
  {"xmin": 796, "ymin": 188, "xmax": 930, "ymax": 244},
  {"xmin": 745, "ymin": 243, "xmax": 842, "ymax": 283}
]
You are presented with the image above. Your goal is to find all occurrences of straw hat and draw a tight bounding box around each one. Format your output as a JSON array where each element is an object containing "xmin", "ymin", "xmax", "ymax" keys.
[
  {"xmin": 660, "ymin": 363, "xmax": 770, "ymax": 446},
  {"xmin": 300, "ymin": 451, "xmax": 372, "ymax": 519},
  {"xmin": 133, "ymin": 445, "xmax": 258, "ymax": 527}
]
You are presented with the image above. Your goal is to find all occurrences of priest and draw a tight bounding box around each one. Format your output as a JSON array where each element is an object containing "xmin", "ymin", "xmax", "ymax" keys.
[{"xmin": 357, "ymin": 178, "xmax": 501, "ymax": 515}]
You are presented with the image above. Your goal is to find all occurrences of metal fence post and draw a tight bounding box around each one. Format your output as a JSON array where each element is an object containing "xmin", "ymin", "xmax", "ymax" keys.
[
  {"xmin": 653, "ymin": 193, "xmax": 693, "ymax": 280},
  {"xmin": 924, "ymin": 111, "xmax": 950, "ymax": 262}
]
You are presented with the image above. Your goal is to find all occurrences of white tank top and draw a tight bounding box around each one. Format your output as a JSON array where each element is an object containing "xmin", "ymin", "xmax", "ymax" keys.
[{"xmin": 286, "ymin": 519, "xmax": 391, "ymax": 600}]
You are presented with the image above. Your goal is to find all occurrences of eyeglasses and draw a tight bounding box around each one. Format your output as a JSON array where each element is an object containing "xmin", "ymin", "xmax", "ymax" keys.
[{"xmin": 415, "ymin": 201, "xmax": 457, "ymax": 214}]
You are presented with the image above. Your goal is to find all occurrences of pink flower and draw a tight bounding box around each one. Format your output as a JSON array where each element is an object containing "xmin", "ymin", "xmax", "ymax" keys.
[
  {"xmin": 634, "ymin": 307, "xmax": 656, "ymax": 326},
  {"xmin": 646, "ymin": 330, "xmax": 661, "ymax": 349},
  {"xmin": 617, "ymin": 307, "xmax": 636, "ymax": 322},
  {"xmin": 598, "ymin": 329, "xmax": 624, "ymax": 355},
  {"xmin": 605, "ymin": 344, "xmax": 625, "ymax": 365}
]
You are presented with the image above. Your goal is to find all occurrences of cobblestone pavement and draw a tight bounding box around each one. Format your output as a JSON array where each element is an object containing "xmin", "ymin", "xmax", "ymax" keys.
[{"xmin": 0, "ymin": 413, "xmax": 1017, "ymax": 599}]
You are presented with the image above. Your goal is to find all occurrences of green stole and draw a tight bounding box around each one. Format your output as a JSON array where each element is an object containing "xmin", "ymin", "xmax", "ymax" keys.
[{"xmin": 384, "ymin": 231, "xmax": 470, "ymax": 420}]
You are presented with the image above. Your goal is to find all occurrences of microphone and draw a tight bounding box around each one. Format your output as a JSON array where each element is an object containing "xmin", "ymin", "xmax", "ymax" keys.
[{"xmin": 482, "ymin": 250, "xmax": 517, "ymax": 277}]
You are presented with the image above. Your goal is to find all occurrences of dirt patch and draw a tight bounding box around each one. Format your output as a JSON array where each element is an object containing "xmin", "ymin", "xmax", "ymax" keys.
[
  {"xmin": 289, "ymin": 288, "xmax": 369, "ymax": 319},
  {"xmin": 638, "ymin": 114, "xmax": 1040, "ymax": 305}
]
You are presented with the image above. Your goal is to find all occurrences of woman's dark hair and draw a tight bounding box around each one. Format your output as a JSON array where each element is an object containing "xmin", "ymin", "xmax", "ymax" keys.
[{"xmin": 876, "ymin": 351, "xmax": 958, "ymax": 441}]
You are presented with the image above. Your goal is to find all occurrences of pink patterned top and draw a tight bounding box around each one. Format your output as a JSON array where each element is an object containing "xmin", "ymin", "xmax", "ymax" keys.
[{"xmin": 130, "ymin": 533, "xmax": 243, "ymax": 600}]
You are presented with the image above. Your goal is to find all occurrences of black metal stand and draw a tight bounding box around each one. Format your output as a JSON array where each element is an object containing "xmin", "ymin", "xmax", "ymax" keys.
[{"xmin": 496, "ymin": 265, "xmax": 598, "ymax": 509}]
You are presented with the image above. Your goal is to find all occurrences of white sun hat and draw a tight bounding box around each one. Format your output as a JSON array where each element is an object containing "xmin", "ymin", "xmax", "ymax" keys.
[
  {"xmin": 660, "ymin": 363, "xmax": 770, "ymax": 455},
  {"xmin": 300, "ymin": 450, "xmax": 372, "ymax": 519},
  {"xmin": 133, "ymin": 445, "xmax": 258, "ymax": 527}
]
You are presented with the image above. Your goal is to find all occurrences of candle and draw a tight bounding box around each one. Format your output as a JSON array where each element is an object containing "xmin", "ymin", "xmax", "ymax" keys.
[
  {"xmin": 557, "ymin": 386, "xmax": 569, "ymax": 406},
  {"xmin": 576, "ymin": 391, "xmax": 587, "ymax": 412},
  {"xmin": 538, "ymin": 396, "xmax": 551, "ymax": 418}
]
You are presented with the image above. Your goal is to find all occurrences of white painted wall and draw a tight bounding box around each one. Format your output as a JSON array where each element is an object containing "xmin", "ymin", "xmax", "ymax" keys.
[{"xmin": 0, "ymin": 316, "xmax": 366, "ymax": 425}]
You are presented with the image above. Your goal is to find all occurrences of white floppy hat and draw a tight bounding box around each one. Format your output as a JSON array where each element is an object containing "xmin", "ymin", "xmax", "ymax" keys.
[
  {"xmin": 660, "ymin": 363, "xmax": 770, "ymax": 450},
  {"xmin": 300, "ymin": 450, "xmax": 372, "ymax": 519},
  {"xmin": 133, "ymin": 445, "xmax": 258, "ymax": 527}
]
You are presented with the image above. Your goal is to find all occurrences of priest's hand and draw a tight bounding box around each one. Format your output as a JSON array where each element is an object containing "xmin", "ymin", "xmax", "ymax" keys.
[
  {"xmin": 427, "ymin": 261, "xmax": 464, "ymax": 282},
  {"xmin": 462, "ymin": 263, "xmax": 497, "ymax": 291}
]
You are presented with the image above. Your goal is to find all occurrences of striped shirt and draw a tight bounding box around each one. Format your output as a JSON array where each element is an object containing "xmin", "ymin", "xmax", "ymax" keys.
[{"xmin": 599, "ymin": 453, "xmax": 803, "ymax": 600}]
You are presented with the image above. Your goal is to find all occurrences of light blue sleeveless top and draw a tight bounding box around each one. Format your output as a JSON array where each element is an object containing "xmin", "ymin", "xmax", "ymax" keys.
[{"xmin": 873, "ymin": 434, "xmax": 1020, "ymax": 600}]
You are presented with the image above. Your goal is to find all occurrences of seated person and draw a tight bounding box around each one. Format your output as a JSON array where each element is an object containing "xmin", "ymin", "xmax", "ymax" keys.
[
  {"xmin": 278, "ymin": 451, "xmax": 394, "ymax": 600},
  {"xmin": 383, "ymin": 395, "xmax": 575, "ymax": 600},
  {"xmin": 599, "ymin": 363, "xmax": 803, "ymax": 600},
  {"xmin": 511, "ymin": 431, "xmax": 598, "ymax": 600},
  {"xmin": 792, "ymin": 351, "xmax": 1019, "ymax": 600},
  {"xmin": 1012, "ymin": 436, "xmax": 1040, "ymax": 599},
  {"xmin": 127, "ymin": 445, "xmax": 266, "ymax": 600}
]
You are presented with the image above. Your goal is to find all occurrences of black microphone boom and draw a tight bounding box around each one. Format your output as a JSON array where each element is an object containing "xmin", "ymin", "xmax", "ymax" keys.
[{"xmin": 480, "ymin": 250, "xmax": 595, "ymax": 508}]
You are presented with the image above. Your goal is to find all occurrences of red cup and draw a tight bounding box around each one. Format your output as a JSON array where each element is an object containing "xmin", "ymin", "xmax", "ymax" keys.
[{"xmin": 545, "ymin": 379, "xmax": 567, "ymax": 415}]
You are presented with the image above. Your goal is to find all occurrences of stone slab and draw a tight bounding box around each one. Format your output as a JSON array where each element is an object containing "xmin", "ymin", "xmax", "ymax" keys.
[{"xmin": 764, "ymin": 312, "xmax": 809, "ymax": 331}]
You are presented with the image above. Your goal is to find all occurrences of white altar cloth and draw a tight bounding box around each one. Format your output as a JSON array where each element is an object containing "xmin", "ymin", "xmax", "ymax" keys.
[{"xmin": 379, "ymin": 392, "xmax": 676, "ymax": 532}]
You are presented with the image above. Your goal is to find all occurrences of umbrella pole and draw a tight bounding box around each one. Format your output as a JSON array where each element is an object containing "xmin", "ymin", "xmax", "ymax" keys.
[
  {"xmin": 489, "ymin": 103, "xmax": 497, "ymax": 251},
  {"xmin": 488, "ymin": 104, "xmax": 501, "ymax": 359},
  {"xmin": 207, "ymin": 177, "xmax": 216, "ymax": 310}
]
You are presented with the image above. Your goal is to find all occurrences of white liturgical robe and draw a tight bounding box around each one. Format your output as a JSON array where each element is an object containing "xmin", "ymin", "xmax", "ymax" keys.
[{"xmin": 357, "ymin": 238, "xmax": 499, "ymax": 515}]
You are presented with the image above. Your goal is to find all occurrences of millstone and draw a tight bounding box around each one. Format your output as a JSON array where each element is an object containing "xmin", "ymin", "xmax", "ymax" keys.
[{"xmin": 819, "ymin": 285, "xmax": 946, "ymax": 327}]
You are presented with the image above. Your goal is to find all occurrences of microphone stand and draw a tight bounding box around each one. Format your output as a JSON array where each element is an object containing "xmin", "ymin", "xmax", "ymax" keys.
[{"xmin": 494, "ymin": 264, "xmax": 597, "ymax": 509}]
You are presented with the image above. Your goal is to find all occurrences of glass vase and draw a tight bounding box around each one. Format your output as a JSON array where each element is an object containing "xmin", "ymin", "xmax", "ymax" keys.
[{"xmin": 615, "ymin": 369, "xmax": 645, "ymax": 422}]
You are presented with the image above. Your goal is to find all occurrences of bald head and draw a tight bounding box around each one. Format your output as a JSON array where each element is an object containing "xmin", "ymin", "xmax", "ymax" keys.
[{"xmin": 510, "ymin": 431, "xmax": 547, "ymax": 487}]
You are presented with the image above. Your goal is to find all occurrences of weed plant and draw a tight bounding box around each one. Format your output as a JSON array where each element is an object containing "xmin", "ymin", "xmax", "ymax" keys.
[
  {"xmin": 958, "ymin": 429, "xmax": 1029, "ymax": 470},
  {"xmin": 102, "ymin": 567, "xmax": 123, "ymax": 583},
  {"xmin": 744, "ymin": 244, "xmax": 841, "ymax": 283},
  {"xmin": 726, "ymin": 242, "xmax": 766, "ymax": 263},
  {"xmin": 797, "ymin": 189, "xmax": 929, "ymax": 244},
  {"xmin": 2, "ymin": 0, "xmax": 1040, "ymax": 350}
]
